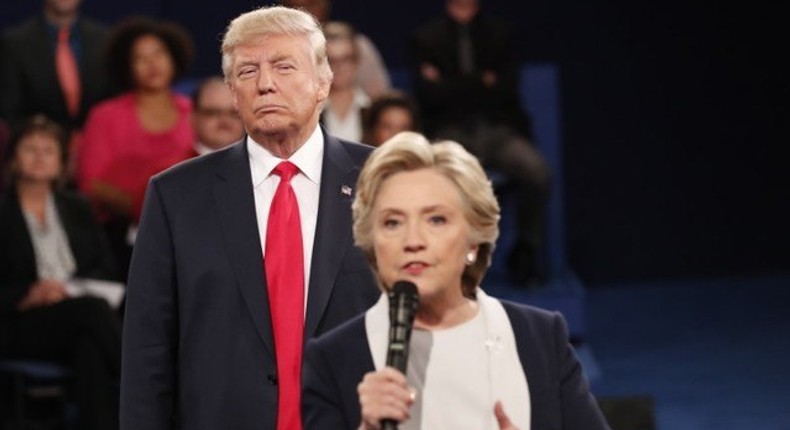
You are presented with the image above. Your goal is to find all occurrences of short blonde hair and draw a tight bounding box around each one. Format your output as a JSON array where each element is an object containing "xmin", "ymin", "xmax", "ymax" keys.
[
  {"xmin": 352, "ymin": 132, "xmax": 500, "ymax": 298},
  {"xmin": 221, "ymin": 6, "xmax": 333, "ymax": 85}
]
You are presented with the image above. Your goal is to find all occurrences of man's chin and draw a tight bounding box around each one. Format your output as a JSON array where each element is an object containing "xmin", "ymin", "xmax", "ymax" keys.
[{"xmin": 249, "ymin": 120, "xmax": 284, "ymax": 134}]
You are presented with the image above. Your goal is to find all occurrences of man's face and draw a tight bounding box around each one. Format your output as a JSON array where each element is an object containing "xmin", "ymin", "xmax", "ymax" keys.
[
  {"xmin": 192, "ymin": 81, "xmax": 245, "ymax": 150},
  {"xmin": 44, "ymin": 0, "xmax": 82, "ymax": 17},
  {"xmin": 446, "ymin": 0, "xmax": 479, "ymax": 24},
  {"xmin": 227, "ymin": 33, "xmax": 330, "ymax": 142}
]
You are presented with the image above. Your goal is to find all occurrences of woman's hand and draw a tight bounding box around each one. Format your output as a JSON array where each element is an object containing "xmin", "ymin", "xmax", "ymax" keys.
[
  {"xmin": 494, "ymin": 401, "xmax": 520, "ymax": 430},
  {"xmin": 17, "ymin": 279, "xmax": 69, "ymax": 311},
  {"xmin": 357, "ymin": 367, "xmax": 414, "ymax": 430}
]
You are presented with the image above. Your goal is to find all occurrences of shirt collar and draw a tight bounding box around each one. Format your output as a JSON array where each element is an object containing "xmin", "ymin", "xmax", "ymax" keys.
[
  {"xmin": 324, "ymin": 88, "xmax": 370, "ymax": 112},
  {"xmin": 193, "ymin": 142, "xmax": 214, "ymax": 156},
  {"xmin": 247, "ymin": 124, "xmax": 324, "ymax": 187}
]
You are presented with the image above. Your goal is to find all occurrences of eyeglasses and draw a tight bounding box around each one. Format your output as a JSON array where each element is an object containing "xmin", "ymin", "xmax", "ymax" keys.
[{"xmin": 195, "ymin": 107, "xmax": 240, "ymax": 119}]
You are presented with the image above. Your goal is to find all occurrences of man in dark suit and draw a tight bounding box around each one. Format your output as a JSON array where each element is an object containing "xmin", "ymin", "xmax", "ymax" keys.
[
  {"xmin": 0, "ymin": 0, "xmax": 110, "ymax": 131},
  {"xmin": 119, "ymin": 6, "xmax": 379, "ymax": 430}
]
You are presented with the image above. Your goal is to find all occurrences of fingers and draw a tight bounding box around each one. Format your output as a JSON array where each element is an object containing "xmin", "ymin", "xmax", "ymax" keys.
[
  {"xmin": 358, "ymin": 368, "xmax": 414, "ymax": 429},
  {"xmin": 17, "ymin": 280, "xmax": 68, "ymax": 311},
  {"xmin": 494, "ymin": 400, "xmax": 518, "ymax": 430},
  {"xmin": 37, "ymin": 280, "xmax": 68, "ymax": 304}
]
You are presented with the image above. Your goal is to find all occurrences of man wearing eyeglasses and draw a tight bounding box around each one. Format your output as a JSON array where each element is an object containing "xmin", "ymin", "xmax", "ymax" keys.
[{"xmin": 190, "ymin": 76, "xmax": 245, "ymax": 156}]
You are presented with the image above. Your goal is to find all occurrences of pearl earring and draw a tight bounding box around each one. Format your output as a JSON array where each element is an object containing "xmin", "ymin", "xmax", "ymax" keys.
[{"xmin": 466, "ymin": 251, "xmax": 476, "ymax": 265}]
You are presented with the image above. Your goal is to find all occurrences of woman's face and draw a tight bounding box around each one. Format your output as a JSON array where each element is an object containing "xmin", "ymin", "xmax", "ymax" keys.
[
  {"xmin": 371, "ymin": 106, "xmax": 414, "ymax": 146},
  {"xmin": 371, "ymin": 168, "xmax": 476, "ymax": 304},
  {"xmin": 13, "ymin": 132, "xmax": 62, "ymax": 184},
  {"xmin": 326, "ymin": 38, "xmax": 358, "ymax": 92},
  {"xmin": 131, "ymin": 34, "xmax": 175, "ymax": 91}
]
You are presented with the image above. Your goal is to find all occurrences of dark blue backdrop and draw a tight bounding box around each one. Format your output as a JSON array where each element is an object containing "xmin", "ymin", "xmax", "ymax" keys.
[{"xmin": 2, "ymin": 1, "xmax": 786, "ymax": 283}]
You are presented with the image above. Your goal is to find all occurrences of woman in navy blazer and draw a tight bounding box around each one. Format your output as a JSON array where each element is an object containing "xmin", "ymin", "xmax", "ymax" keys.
[
  {"xmin": 303, "ymin": 132, "xmax": 609, "ymax": 430},
  {"xmin": 0, "ymin": 116, "xmax": 121, "ymax": 430}
]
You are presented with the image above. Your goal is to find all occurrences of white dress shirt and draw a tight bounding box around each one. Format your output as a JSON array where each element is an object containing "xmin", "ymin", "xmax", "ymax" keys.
[
  {"xmin": 322, "ymin": 88, "xmax": 370, "ymax": 142},
  {"xmin": 247, "ymin": 125, "xmax": 324, "ymax": 312}
]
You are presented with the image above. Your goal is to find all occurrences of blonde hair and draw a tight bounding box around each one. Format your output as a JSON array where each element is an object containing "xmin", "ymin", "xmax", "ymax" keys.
[
  {"xmin": 352, "ymin": 132, "xmax": 500, "ymax": 298},
  {"xmin": 221, "ymin": 6, "xmax": 332, "ymax": 85}
]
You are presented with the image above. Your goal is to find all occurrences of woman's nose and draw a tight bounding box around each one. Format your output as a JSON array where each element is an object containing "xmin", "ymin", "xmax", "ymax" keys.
[{"xmin": 403, "ymin": 222, "xmax": 426, "ymax": 252}]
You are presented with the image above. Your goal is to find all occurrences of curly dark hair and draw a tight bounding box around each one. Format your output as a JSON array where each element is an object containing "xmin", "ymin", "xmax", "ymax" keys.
[
  {"xmin": 361, "ymin": 90, "xmax": 421, "ymax": 145},
  {"xmin": 105, "ymin": 16, "xmax": 194, "ymax": 92}
]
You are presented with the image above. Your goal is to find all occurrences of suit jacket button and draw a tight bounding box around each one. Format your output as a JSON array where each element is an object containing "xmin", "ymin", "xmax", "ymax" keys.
[{"xmin": 267, "ymin": 374, "xmax": 278, "ymax": 385}]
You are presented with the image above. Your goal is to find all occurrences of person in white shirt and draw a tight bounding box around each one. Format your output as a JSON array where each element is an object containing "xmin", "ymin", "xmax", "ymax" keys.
[{"xmin": 321, "ymin": 21, "xmax": 370, "ymax": 142}]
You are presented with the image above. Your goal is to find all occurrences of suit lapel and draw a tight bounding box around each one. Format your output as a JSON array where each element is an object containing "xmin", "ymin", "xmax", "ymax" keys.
[
  {"xmin": 3, "ymin": 193, "xmax": 38, "ymax": 280},
  {"xmin": 212, "ymin": 142, "xmax": 274, "ymax": 355},
  {"xmin": 304, "ymin": 132, "xmax": 361, "ymax": 338}
]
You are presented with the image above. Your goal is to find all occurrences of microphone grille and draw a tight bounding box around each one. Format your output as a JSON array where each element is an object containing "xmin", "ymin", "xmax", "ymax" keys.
[{"xmin": 392, "ymin": 281, "xmax": 418, "ymax": 297}]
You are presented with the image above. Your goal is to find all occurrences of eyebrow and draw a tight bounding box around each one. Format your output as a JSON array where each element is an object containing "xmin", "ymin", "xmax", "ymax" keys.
[
  {"xmin": 378, "ymin": 204, "xmax": 448, "ymax": 215},
  {"xmin": 268, "ymin": 53, "xmax": 297, "ymax": 64},
  {"xmin": 233, "ymin": 59, "xmax": 258, "ymax": 70}
]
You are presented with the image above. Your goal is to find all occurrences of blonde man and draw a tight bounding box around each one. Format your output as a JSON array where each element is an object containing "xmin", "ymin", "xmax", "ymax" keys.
[{"xmin": 121, "ymin": 6, "xmax": 379, "ymax": 430}]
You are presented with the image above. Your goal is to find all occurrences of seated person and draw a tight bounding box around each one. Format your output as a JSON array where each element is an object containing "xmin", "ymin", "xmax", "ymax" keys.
[
  {"xmin": 77, "ymin": 17, "xmax": 194, "ymax": 277},
  {"xmin": 302, "ymin": 132, "xmax": 609, "ymax": 429},
  {"xmin": 322, "ymin": 21, "xmax": 369, "ymax": 142},
  {"xmin": 361, "ymin": 90, "xmax": 421, "ymax": 147},
  {"xmin": 0, "ymin": 115, "xmax": 122, "ymax": 430},
  {"xmin": 411, "ymin": 0, "xmax": 550, "ymax": 284}
]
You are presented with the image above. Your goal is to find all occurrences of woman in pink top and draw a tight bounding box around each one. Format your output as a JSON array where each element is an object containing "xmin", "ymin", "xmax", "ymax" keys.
[{"xmin": 79, "ymin": 17, "xmax": 194, "ymax": 223}]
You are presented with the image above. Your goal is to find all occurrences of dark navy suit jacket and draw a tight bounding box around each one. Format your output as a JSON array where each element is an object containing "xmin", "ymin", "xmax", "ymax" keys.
[
  {"xmin": 120, "ymin": 132, "xmax": 380, "ymax": 430},
  {"xmin": 303, "ymin": 299, "xmax": 610, "ymax": 430},
  {"xmin": 0, "ymin": 190, "xmax": 117, "ymax": 316},
  {"xmin": 0, "ymin": 15, "xmax": 109, "ymax": 129}
]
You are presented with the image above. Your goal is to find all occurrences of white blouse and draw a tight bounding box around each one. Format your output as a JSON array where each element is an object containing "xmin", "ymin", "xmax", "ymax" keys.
[{"xmin": 403, "ymin": 309, "xmax": 494, "ymax": 429}]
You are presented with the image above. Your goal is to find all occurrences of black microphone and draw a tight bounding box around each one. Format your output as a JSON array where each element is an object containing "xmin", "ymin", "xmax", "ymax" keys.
[{"xmin": 382, "ymin": 281, "xmax": 419, "ymax": 430}]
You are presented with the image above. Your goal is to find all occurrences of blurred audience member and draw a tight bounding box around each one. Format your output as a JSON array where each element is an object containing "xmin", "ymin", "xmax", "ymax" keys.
[
  {"xmin": 77, "ymin": 17, "xmax": 194, "ymax": 278},
  {"xmin": 362, "ymin": 90, "xmax": 420, "ymax": 147},
  {"xmin": 411, "ymin": 0, "xmax": 531, "ymax": 139},
  {"xmin": 189, "ymin": 76, "xmax": 245, "ymax": 156},
  {"xmin": 280, "ymin": 0, "xmax": 391, "ymax": 98},
  {"xmin": 322, "ymin": 21, "xmax": 369, "ymax": 142},
  {"xmin": 0, "ymin": 0, "xmax": 110, "ymax": 132},
  {"xmin": 411, "ymin": 0, "xmax": 550, "ymax": 283},
  {"xmin": 0, "ymin": 115, "xmax": 121, "ymax": 430}
]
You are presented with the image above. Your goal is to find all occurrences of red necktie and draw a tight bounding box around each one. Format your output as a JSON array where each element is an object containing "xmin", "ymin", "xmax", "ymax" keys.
[
  {"xmin": 265, "ymin": 161, "xmax": 304, "ymax": 430},
  {"xmin": 56, "ymin": 26, "xmax": 81, "ymax": 118}
]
